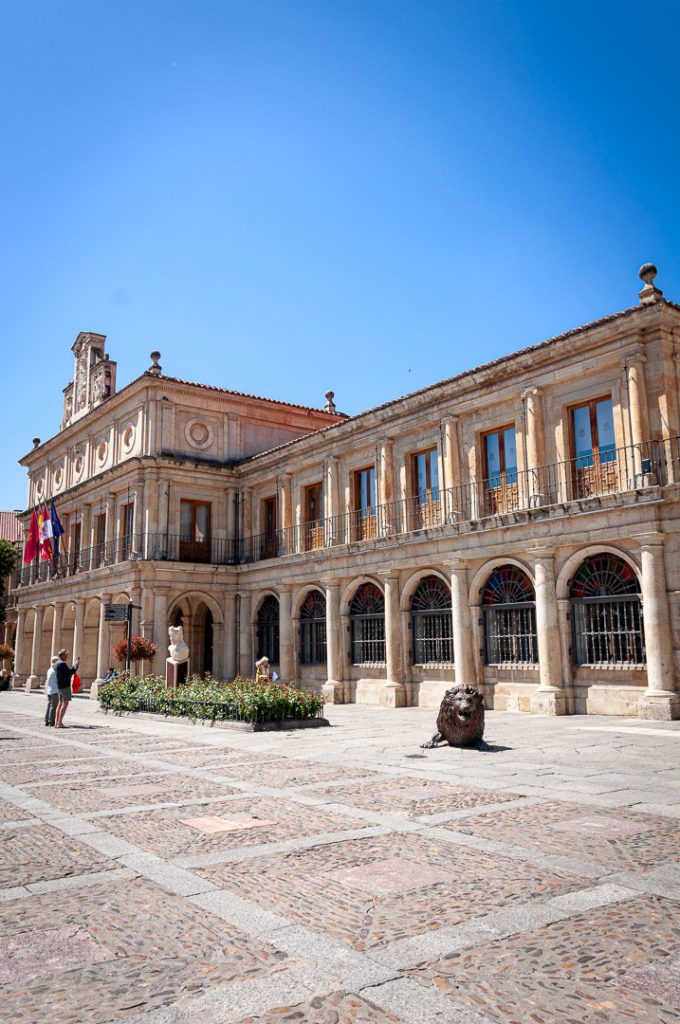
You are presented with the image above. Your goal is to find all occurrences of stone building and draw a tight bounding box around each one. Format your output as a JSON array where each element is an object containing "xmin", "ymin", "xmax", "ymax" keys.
[{"xmin": 11, "ymin": 266, "xmax": 680, "ymax": 719}]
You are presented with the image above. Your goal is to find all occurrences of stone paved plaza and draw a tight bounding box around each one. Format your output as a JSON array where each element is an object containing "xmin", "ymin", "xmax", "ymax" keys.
[{"xmin": 1, "ymin": 693, "xmax": 680, "ymax": 1023}]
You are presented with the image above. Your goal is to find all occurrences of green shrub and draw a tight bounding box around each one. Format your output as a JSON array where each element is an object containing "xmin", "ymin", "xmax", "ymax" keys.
[{"xmin": 97, "ymin": 673, "xmax": 324, "ymax": 723}]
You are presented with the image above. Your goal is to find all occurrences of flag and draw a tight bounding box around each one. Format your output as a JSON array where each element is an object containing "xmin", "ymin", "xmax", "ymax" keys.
[
  {"xmin": 50, "ymin": 499, "xmax": 65, "ymax": 557},
  {"xmin": 39, "ymin": 505, "xmax": 53, "ymax": 560},
  {"xmin": 23, "ymin": 510, "xmax": 39, "ymax": 563}
]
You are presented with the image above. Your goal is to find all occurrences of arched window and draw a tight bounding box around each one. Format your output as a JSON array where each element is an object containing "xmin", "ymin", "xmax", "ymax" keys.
[
  {"xmin": 300, "ymin": 591, "xmax": 326, "ymax": 665},
  {"xmin": 411, "ymin": 576, "xmax": 453, "ymax": 664},
  {"xmin": 570, "ymin": 555, "xmax": 644, "ymax": 665},
  {"xmin": 482, "ymin": 565, "xmax": 537, "ymax": 664},
  {"xmin": 350, "ymin": 583, "xmax": 385, "ymax": 664},
  {"xmin": 256, "ymin": 595, "xmax": 280, "ymax": 665}
]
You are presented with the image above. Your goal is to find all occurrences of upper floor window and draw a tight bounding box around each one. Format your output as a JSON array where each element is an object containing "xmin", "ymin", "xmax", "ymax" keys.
[
  {"xmin": 353, "ymin": 467, "xmax": 377, "ymax": 541},
  {"xmin": 304, "ymin": 483, "xmax": 324, "ymax": 551},
  {"xmin": 94, "ymin": 512, "xmax": 107, "ymax": 567},
  {"xmin": 180, "ymin": 500, "xmax": 210, "ymax": 563},
  {"xmin": 261, "ymin": 495, "xmax": 278, "ymax": 558},
  {"xmin": 412, "ymin": 449, "xmax": 439, "ymax": 503},
  {"xmin": 482, "ymin": 426, "xmax": 518, "ymax": 514},
  {"xmin": 120, "ymin": 502, "xmax": 134, "ymax": 559},
  {"xmin": 571, "ymin": 397, "xmax": 615, "ymax": 466},
  {"xmin": 484, "ymin": 426, "xmax": 517, "ymax": 487}
]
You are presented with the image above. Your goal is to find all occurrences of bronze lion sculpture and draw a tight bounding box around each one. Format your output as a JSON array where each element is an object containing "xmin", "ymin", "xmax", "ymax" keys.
[{"xmin": 420, "ymin": 686, "xmax": 485, "ymax": 748}]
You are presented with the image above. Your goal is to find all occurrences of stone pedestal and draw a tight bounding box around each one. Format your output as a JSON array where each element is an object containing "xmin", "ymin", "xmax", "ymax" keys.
[
  {"xmin": 530, "ymin": 688, "xmax": 566, "ymax": 716},
  {"xmin": 638, "ymin": 694, "xmax": 680, "ymax": 721},
  {"xmin": 322, "ymin": 680, "xmax": 345, "ymax": 704},
  {"xmin": 381, "ymin": 682, "xmax": 406, "ymax": 708},
  {"xmin": 166, "ymin": 659, "xmax": 189, "ymax": 688},
  {"xmin": 24, "ymin": 676, "xmax": 41, "ymax": 692}
]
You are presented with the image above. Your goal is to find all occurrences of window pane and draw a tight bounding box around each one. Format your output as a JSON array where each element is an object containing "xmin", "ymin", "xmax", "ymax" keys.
[
  {"xmin": 485, "ymin": 433, "xmax": 501, "ymax": 486},
  {"xmin": 429, "ymin": 450, "xmax": 439, "ymax": 499},
  {"xmin": 368, "ymin": 468, "xmax": 375, "ymax": 510},
  {"xmin": 503, "ymin": 428, "xmax": 517, "ymax": 475},
  {"xmin": 416, "ymin": 453, "xmax": 427, "ymax": 502},
  {"xmin": 180, "ymin": 502, "xmax": 192, "ymax": 536},
  {"xmin": 595, "ymin": 399, "xmax": 615, "ymax": 459},
  {"xmin": 572, "ymin": 405, "xmax": 593, "ymax": 464},
  {"xmin": 196, "ymin": 504, "xmax": 209, "ymax": 541}
]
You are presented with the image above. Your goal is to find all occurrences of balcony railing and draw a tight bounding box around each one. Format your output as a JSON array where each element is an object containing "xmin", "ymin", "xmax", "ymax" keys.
[{"xmin": 12, "ymin": 437, "xmax": 680, "ymax": 588}]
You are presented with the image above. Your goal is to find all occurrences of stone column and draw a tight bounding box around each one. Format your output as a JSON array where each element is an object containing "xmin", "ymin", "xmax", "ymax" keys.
[
  {"xmin": 448, "ymin": 561, "xmax": 476, "ymax": 686},
  {"xmin": 639, "ymin": 537, "xmax": 680, "ymax": 719},
  {"xmin": 152, "ymin": 589, "xmax": 169, "ymax": 676},
  {"xmin": 530, "ymin": 552, "xmax": 566, "ymax": 715},
  {"xmin": 441, "ymin": 416, "xmax": 461, "ymax": 520},
  {"xmin": 626, "ymin": 352, "xmax": 651, "ymax": 484},
  {"xmin": 103, "ymin": 494, "xmax": 115, "ymax": 564},
  {"xmin": 132, "ymin": 483, "xmax": 145, "ymax": 557},
  {"xmin": 278, "ymin": 475, "xmax": 293, "ymax": 553},
  {"xmin": 279, "ymin": 587, "xmax": 293, "ymax": 679},
  {"xmin": 25, "ymin": 606, "xmax": 44, "ymax": 690},
  {"xmin": 325, "ymin": 456, "xmax": 339, "ymax": 545},
  {"xmin": 382, "ymin": 575, "xmax": 405, "ymax": 706},
  {"xmin": 322, "ymin": 582, "xmax": 344, "ymax": 703},
  {"xmin": 72, "ymin": 601, "xmax": 85, "ymax": 667},
  {"xmin": 14, "ymin": 607, "xmax": 27, "ymax": 685},
  {"xmin": 241, "ymin": 487, "xmax": 252, "ymax": 543},
  {"xmin": 92, "ymin": 592, "xmax": 113, "ymax": 692},
  {"xmin": 225, "ymin": 486, "xmax": 237, "ymax": 558},
  {"xmin": 223, "ymin": 591, "xmax": 237, "ymax": 679},
  {"xmin": 523, "ymin": 387, "xmax": 546, "ymax": 507},
  {"xmin": 81, "ymin": 503, "xmax": 92, "ymax": 570},
  {"xmin": 238, "ymin": 593, "xmax": 253, "ymax": 677},
  {"xmin": 51, "ymin": 602, "xmax": 64, "ymax": 658},
  {"xmin": 377, "ymin": 438, "xmax": 396, "ymax": 534}
]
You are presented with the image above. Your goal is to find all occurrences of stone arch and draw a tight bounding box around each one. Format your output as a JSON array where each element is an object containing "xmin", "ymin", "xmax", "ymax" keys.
[
  {"xmin": 556, "ymin": 544, "xmax": 641, "ymax": 601},
  {"xmin": 255, "ymin": 593, "xmax": 280, "ymax": 665},
  {"xmin": 293, "ymin": 584, "xmax": 325, "ymax": 619},
  {"xmin": 166, "ymin": 591, "xmax": 224, "ymax": 678},
  {"xmin": 340, "ymin": 576, "xmax": 384, "ymax": 617},
  {"xmin": 400, "ymin": 568, "xmax": 451, "ymax": 612},
  {"xmin": 469, "ymin": 557, "xmax": 536, "ymax": 604}
]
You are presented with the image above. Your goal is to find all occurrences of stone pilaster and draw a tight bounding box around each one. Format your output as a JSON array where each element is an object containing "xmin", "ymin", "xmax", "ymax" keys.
[
  {"xmin": 441, "ymin": 416, "xmax": 461, "ymax": 520},
  {"xmin": 522, "ymin": 387, "xmax": 546, "ymax": 506},
  {"xmin": 238, "ymin": 593, "xmax": 253, "ymax": 677},
  {"xmin": 13, "ymin": 607, "xmax": 27, "ymax": 685},
  {"xmin": 279, "ymin": 587, "xmax": 293, "ymax": 679},
  {"xmin": 93, "ymin": 592, "xmax": 113, "ymax": 690},
  {"xmin": 25, "ymin": 606, "xmax": 44, "ymax": 690},
  {"xmin": 638, "ymin": 536, "xmax": 680, "ymax": 720},
  {"xmin": 322, "ymin": 582, "xmax": 344, "ymax": 703},
  {"xmin": 152, "ymin": 589, "xmax": 169, "ymax": 676},
  {"xmin": 530, "ymin": 552, "xmax": 566, "ymax": 715},
  {"xmin": 51, "ymin": 602, "xmax": 64, "ymax": 659},
  {"xmin": 382, "ymin": 575, "xmax": 405, "ymax": 706},
  {"xmin": 448, "ymin": 561, "xmax": 476, "ymax": 686},
  {"xmin": 222, "ymin": 592, "xmax": 237, "ymax": 680}
]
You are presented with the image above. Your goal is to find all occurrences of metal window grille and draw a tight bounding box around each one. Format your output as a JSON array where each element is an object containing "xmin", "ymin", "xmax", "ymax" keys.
[
  {"xmin": 256, "ymin": 596, "xmax": 280, "ymax": 664},
  {"xmin": 572, "ymin": 597, "xmax": 645, "ymax": 666},
  {"xmin": 350, "ymin": 615, "xmax": 385, "ymax": 664},
  {"xmin": 483, "ymin": 605, "xmax": 538, "ymax": 664},
  {"xmin": 301, "ymin": 619, "xmax": 327, "ymax": 664},
  {"xmin": 413, "ymin": 610, "xmax": 453, "ymax": 664}
]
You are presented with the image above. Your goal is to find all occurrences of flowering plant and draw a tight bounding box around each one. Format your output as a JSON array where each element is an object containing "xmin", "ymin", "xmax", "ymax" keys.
[
  {"xmin": 97, "ymin": 673, "xmax": 324, "ymax": 722},
  {"xmin": 112, "ymin": 635, "xmax": 158, "ymax": 665}
]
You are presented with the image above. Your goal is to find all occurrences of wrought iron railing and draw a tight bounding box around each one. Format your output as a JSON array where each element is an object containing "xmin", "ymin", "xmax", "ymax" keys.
[{"xmin": 12, "ymin": 437, "xmax": 680, "ymax": 588}]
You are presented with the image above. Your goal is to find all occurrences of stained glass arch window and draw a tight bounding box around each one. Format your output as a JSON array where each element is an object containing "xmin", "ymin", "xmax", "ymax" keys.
[
  {"xmin": 256, "ymin": 594, "xmax": 280, "ymax": 665},
  {"xmin": 350, "ymin": 583, "xmax": 385, "ymax": 664},
  {"xmin": 481, "ymin": 565, "xmax": 537, "ymax": 664},
  {"xmin": 411, "ymin": 575, "xmax": 453, "ymax": 664},
  {"xmin": 569, "ymin": 554, "xmax": 640, "ymax": 599},
  {"xmin": 570, "ymin": 555, "xmax": 644, "ymax": 666},
  {"xmin": 300, "ymin": 590, "xmax": 326, "ymax": 665}
]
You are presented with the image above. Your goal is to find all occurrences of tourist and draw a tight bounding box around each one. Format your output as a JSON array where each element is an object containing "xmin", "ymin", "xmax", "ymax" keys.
[
  {"xmin": 44, "ymin": 655, "xmax": 59, "ymax": 726},
  {"xmin": 54, "ymin": 648, "xmax": 80, "ymax": 728}
]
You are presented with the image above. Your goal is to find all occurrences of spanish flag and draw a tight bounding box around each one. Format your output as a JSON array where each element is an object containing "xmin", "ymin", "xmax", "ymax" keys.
[
  {"xmin": 38, "ymin": 504, "xmax": 53, "ymax": 560},
  {"xmin": 23, "ymin": 510, "xmax": 39, "ymax": 564}
]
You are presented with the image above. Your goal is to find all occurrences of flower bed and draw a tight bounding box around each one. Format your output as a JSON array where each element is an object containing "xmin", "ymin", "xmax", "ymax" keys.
[{"xmin": 97, "ymin": 674, "xmax": 325, "ymax": 724}]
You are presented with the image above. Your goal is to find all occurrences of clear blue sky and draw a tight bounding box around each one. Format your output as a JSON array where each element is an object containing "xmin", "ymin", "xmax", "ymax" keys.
[{"xmin": 3, "ymin": 0, "xmax": 679, "ymax": 509}]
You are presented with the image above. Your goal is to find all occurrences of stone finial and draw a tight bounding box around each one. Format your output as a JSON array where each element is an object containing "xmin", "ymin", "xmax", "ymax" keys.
[
  {"xmin": 638, "ymin": 263, "xmax": 663, "ymax": 305},
  {"xmin": 324, "ymin": 390, "xmax": 336, "ymax": 413},
  {"xmin": 148, "ymin": 351, "xmax": 162, "ymax": 376},
  {"xmin": 32, "ymin": 437, "xmax": 40, "ymax": 448}
]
